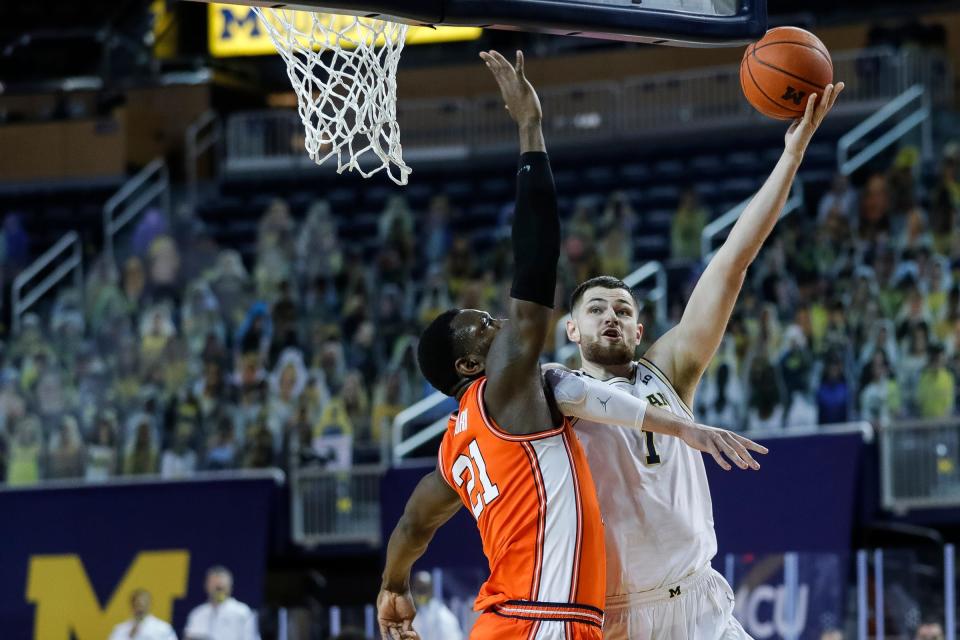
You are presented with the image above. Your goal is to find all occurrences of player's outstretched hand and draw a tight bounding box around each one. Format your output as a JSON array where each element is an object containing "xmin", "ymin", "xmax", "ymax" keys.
[
  {"xmin": 677, "ymin": 423, "xmax": 768, "ymax": 471},
  {"xmin": 784, "ymin": 81, "xmax": 845, "ymax": 157},
  {"xmin": 377, "ymin": 588, "xmax": 420, "ymax": 640},
  {"xmin": 480, "ymin": 49, "xmax": 542, "ymax": 128}
]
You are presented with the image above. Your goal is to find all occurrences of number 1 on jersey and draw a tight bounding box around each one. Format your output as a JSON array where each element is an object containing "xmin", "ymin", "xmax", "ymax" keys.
[
  {"xmin": 452, "ymin": 440, "xmax": 500, "ymax": 518},
  {"xmin": 643, "ymin": 430, "xmax": 662, "ymax": 465}
]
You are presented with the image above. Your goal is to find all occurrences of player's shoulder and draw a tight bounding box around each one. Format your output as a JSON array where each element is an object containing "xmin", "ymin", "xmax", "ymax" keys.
[{"xmin": 576, "ymin": 362, "xmax": 641, "ymax": 388}]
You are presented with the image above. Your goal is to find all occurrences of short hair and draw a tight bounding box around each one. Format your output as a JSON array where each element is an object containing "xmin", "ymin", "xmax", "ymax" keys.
[
  {"xmin": 207, "ymin": 565, "xmax": 233, "ymax": 584},
  {"xmin": 130, "ymin": 588, "xmax": 151, "ymax": 605},
  {"xmin": 418, "ymin": 309, "xmax": 463, "ymax": 396},
  {"xmin": 570, "ymin": 276, "xmax": 638, "ymax": 313}
]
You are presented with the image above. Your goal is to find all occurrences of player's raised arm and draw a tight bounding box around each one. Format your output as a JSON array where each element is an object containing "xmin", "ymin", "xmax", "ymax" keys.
[
  {"xmin": 543, "ymin": 366, "xmax": 767, "ymax": 471},
  {"xmin": 478, "ymin": 51, "xmax": 561, "ymax": 420},
  {"xmin": 646, "ymin": 82, "xmax": 845, "ymax": 407},
  {"xmin": 378, "ymin": 470, "xmax": 461, "ymax": 640}
]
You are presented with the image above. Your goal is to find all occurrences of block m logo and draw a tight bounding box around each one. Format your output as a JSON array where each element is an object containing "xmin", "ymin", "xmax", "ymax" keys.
[
  {"xmin": 669, "ymin": 586, "xmax": 682, "ymax": 598},
  {"xmin": 27, "ymin": 550, "xmax": 189, "ymax": 640},
  {"xmin": 220, "ymin": 6, "xmax": 261, "ymax": 39},
  {"xmin": 781, "ymin": 86, "xmax": 806, "ymax": 105}
]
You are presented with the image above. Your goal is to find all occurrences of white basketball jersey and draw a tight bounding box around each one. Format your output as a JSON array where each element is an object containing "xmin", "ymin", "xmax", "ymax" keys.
[{"xmin": 573, "ymin": 357, "xmax": 716, "ymax": 596}]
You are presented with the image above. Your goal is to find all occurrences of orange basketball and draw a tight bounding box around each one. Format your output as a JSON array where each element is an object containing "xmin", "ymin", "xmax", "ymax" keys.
[{"xmin": 740, "ymin": 27, "xmax": 834, "ymax": 120}]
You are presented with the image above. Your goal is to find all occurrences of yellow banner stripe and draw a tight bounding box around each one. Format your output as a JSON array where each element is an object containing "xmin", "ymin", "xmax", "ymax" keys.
[{"xmin": 209, "ymin": 3, "xmax": 481, "ymax": 57}]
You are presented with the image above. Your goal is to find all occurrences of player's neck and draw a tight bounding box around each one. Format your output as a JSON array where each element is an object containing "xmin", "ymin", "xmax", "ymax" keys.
[{"xmin": 580, "ymin": 358, "xmax": 634, "ymax": 381}]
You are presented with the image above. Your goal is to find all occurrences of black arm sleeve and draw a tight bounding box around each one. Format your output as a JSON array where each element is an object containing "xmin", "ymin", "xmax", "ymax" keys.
[{"xmin": 510, "ymin": 151, "xmax": 560, "ymax": 308}]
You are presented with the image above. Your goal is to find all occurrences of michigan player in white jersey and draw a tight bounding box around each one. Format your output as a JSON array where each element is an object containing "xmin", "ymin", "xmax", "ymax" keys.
[{"xmin": 564, "ymin": 82, "xmax": 844, "ymax": 639}]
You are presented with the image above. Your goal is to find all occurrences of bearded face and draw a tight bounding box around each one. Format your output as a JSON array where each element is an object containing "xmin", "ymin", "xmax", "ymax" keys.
[{"xmin": 569, "ymin": 287, "xmax": 641, "ymax": 367}]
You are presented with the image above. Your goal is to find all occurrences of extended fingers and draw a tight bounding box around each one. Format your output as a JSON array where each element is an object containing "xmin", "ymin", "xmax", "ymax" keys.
[
  {"xmin": 516, "ymin": 50, "xmax": 526, "ymax": 78},
  {"xmin": 827, "ymin": 81, "xmax": 845, "ymax": 110},
  {"xmin": 715, "ymin": 435, "xmax": 749, "ymax": 470},
  {"xmin": 814, "ymin": 84, "xmax": 834, "ymax": 123},
  {"xmin": 803, "ymin": 91, "xmax": 818, "ymax": 123},
  {"xmin": 725, "ymin": 433, "xmax": 759, "ymax": 470},
  {"xmin": 487, "ymin": 49, "xmax": 514, "ymax": 71},
  {"xmin": 709, "ymin": 445, "xmax": 732, "ymax": 471},
  {"xmin": 734, "ymin": 432, "xmax": 768, "ymax": 455},
  {"xmin": 480, "ymin": 51, "xmax": 508, "ymax": 77}
]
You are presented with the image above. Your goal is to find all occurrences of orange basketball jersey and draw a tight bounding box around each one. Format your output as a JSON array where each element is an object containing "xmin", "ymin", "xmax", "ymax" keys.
[{"xmin": 437, "ymin": 377, "xmax": 606, "ymax": 623}]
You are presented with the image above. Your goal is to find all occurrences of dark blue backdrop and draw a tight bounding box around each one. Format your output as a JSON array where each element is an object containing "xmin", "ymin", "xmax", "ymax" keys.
[
  {"xmin": 0, "ymin": 472, "xmax": 277, "ymax": 639},
  {"xmin": 381, "ymin": 430, "xmax": 866, "ymax": 638},
  {"xmin": 382, "ymin": 431, "xmax": 866, "ymax": 565}
]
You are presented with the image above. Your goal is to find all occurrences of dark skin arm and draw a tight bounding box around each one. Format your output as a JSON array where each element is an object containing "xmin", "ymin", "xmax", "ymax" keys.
[
  {"xmin": 379, "ymin": 470, "xmax": 461, "ymax": 639},
  {"xmin": 377, "ymin": 50, "xmax": 557, "ymax": 638},
  {"xmin": 478, "ymin": 50, "xmax": 559, "ymax": 435}
]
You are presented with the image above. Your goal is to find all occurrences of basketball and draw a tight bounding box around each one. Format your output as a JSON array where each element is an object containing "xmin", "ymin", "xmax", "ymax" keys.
[{"xmin": 740, "ymin": 26, "xmax": 834, "ymax": 120}]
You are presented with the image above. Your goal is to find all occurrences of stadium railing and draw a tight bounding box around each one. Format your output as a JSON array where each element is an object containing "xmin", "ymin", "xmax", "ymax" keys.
[
  {"xmin": 102, "ymin": 157, "xmax": 170, "ymax": 266},
  {"xmin": 880, "ymin": 417, "xmax": 960, "ymax": 513},
  {"xmin": 837, "ymin": 84, "xmax": 933, "ymax": 175},
  {"xmin": 700, "ymin": 176, "xmax": 805, "ymax": 262},
  {"xmin": 11, "ymin": 231, "xmax": 83, "ymax": 334},
  {"xmin": 703, "ymin": 81, "xmax": 936, "ymax": 268},
  {"xmin": 856, "ymin": 545, "xmax": 956, "ymax": 640},
  {"xmin": 221, "ymin": 47, "xmax": 950, "ymax": 172},
  {"xmin": 185, "ymin": 110, "xmax": 223, "ymax": 210},
  {"xmin": 290, "ymin": 463, "xmax": 384, "ymax": 547}
]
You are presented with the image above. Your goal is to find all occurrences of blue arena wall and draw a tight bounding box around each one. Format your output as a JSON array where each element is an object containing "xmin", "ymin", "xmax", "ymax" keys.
[{"xmin": 0, "ymin": 472, "xmax": 278, "ymax": 640}]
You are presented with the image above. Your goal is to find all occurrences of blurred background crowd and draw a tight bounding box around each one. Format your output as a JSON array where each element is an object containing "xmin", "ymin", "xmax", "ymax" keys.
[{"xmin": 0, "ymin": 141, "xmax": 958, "ymax": 486}]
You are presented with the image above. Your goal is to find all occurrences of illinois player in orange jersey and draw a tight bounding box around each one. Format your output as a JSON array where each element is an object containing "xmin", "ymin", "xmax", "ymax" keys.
[{"xmin": 377, "ymin": 50, "xmax": 767, "ymax": 640}]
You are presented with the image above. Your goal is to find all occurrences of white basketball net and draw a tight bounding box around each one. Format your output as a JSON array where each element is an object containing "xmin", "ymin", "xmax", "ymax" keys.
[{"xmin": 254, "ymin": 8, "xmax": 411, "ymax": 185}]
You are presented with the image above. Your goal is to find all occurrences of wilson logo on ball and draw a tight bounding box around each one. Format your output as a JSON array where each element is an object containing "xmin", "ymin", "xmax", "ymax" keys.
[{"xmin": 781, "ymin": 86, "xmax": 806, "ymax": 105}]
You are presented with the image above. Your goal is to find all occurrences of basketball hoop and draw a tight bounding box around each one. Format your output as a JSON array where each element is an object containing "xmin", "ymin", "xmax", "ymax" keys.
[{"xmin": 254, "ymin": 7, "xmax": 412, "ymax": 185}]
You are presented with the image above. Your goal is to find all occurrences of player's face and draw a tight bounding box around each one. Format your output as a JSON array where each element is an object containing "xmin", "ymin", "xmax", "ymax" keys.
[
  {"xmin": 568, "ymin": 287, "xmax": 641, "ymax": 366},
  {"xmin": 452, "ymin": 309, "xmax": 504, "ymax": 376}
]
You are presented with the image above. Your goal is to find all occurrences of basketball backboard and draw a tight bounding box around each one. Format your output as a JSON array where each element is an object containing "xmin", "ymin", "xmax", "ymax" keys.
[{"xmin": 191, "ymin": 0, "xmax": 767, "ymax": 47}]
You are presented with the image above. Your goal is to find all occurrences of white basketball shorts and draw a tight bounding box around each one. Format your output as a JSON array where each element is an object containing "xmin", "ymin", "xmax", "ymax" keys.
[{"xmin": 602, "ymin": 565, "xmax": 752, "ymax": 640}]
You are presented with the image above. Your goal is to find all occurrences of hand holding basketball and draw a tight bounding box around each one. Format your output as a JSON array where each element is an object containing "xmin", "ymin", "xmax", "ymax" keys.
[
  {"xmin": 377, "ymin": 588, "xmax": 420, "ymax": 640},
  {"xmin": 741, "ymin": 27, "xmax": 834, "ymax": 120},
  {"xmin": 783, "ymin": 81, "xmax": 845, "ymax": 157},
  {"xmin": 480, "ymin": 49, "xmax": 542, "ymax": 128}
]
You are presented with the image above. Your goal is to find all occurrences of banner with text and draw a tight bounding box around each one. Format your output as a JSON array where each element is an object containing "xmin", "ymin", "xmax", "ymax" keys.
[{"xmin": 209, "ymin": 4, "xmax": 482, "ymax": 57}]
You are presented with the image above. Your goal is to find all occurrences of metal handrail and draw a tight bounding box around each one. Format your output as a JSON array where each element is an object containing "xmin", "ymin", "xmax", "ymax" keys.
[
  {"xmin": 290, "ymin": 463, "xmax": 384, "ymax": 547},
  {"xmin": 11, "ymin": 231, "xmax": 83, "ymax": 334},
  {"xmin": 879, "ymin": 416, "xmax": 960, "ymax": 512},
  {"xmin": 837, "ymin": 84, "xmax": 932, "ymax": 175},
  {"xmin": 700, "ymin": 176, "xmax": 805, "ymax": 262},
  {"xmin": 225, "ymin": 47, "xmax": 948, "ymax": 171},
  {"xmin": 391, "ymin": 390, "xmax": 456, "ymax": 464},
  {"xmin": 102, "ymin": 158, "xmax": 170, "ymax": 265},
  {"xmin": 185, "ymin": 110, "xmax": 222, "ymax": 209}
]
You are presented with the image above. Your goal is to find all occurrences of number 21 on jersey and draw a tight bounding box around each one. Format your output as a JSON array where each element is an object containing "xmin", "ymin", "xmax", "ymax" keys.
[{"xmin": 452, "ymin": 440, "xmax": 500, "ymax": 518}]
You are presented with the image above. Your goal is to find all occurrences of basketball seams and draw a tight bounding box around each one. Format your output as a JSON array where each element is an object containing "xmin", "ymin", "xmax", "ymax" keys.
[
  {"xmin": 752, "ymin": 45, "xmax": 832, "ymax": 89},
  {"xmin": 752, "ymin": 52, "xmax": 828, "ymax": 91},
  {"xmin": 744, "ymin": 55, "xmax": 804, "ymax": 118},
  {"xmin": 753, "ymin": 40, "xmax": 833, "ymax": 72}
]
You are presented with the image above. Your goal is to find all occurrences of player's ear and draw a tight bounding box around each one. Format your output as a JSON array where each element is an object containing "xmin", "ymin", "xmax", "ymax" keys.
[
  {"xmin": 566, "ymin": 317, "xmax": 580, "ymax": 343},
  {"xmin": 455, "ymin": 355, "xmax": 485, "ymax": 378},
  {"xmin": 635, "ymin": 323, "xmax": 644, "ymax": 344}
]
